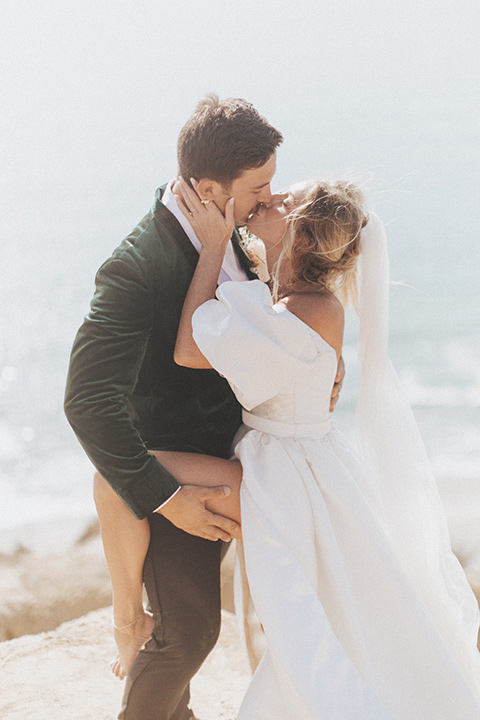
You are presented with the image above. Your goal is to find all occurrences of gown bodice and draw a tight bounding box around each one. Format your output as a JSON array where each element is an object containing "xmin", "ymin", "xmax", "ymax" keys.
[{"xmin": 193, "ymin": 280, "xmax": 338, "ymax": 429}]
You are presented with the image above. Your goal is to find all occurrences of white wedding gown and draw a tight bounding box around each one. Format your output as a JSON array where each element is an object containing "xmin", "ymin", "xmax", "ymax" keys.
[{"xmin": 193, "ymin": 279, "xmax": 480, "ymax": 719}]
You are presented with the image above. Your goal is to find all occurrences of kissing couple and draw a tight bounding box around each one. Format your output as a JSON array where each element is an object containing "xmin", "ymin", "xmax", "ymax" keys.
[{"xmin": 65, "ymin": 95, "xmax": 480, "ymax": 719}]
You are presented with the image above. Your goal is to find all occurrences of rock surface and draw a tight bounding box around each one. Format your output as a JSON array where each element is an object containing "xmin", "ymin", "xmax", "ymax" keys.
[
  {"xmin": 0, "ymin": 529, "xmax": 111, "ymax": 641},
  {"xmin": 1, "ymin": 517, "xmax": 480, "ymax": 720},
  {"xmin": 0, "ymin": 607, "xmax": 249, "ymax": 720}
]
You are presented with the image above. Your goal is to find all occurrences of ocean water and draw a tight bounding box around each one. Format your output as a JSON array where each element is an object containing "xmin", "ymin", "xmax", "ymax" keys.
[{"xmin": 1, "ymin": 0, "xmax": 479, "ymax": 555}]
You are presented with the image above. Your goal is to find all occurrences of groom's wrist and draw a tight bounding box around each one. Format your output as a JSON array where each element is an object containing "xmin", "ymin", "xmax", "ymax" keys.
[{"xmin": 153, "ymin": 486, "xmax": 182, "ymax": 513}]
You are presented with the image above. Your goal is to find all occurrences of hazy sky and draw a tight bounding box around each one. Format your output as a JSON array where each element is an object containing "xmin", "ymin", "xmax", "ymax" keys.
[{"xmin": 2, "ymin": 0, "xmax": 479, "ymax": 215}]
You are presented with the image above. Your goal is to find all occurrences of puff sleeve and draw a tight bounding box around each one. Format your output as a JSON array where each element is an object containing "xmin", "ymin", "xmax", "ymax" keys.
[{"xmin": 192, "ymin": 281, "xmax": 321, "ymax": 411}]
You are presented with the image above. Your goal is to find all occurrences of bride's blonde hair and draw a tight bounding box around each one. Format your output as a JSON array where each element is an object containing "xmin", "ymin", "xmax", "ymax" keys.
[{"xmin": 273, "ymin": 179, "xmax": 368, "ymax": 309}]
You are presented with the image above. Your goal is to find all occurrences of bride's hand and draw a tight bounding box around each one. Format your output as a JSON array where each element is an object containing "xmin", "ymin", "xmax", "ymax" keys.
[{"xmin": 175, "ymin": 177, "xmax": 235, "ymax": 249}]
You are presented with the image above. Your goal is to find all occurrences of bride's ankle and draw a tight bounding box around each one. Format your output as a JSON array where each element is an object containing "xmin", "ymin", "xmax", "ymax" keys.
[
  {"xmin": 113, "ymin": 615, "xmax": 142, "ymax": 631},
  {"xmin": 113, "ymin": 607, "xmax": 151, "ymax": 632}
]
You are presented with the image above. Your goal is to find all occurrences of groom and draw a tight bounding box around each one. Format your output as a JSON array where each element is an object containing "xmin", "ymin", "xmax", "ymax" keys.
[{"xmin": 65, "ymin": 95, "xmax": 284, "ymax": 720}]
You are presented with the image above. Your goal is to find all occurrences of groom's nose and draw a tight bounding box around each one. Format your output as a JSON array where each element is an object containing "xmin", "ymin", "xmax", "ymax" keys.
[{"xmin": 257, "ymin": 185, "xmax": 273, "ymax": 205}]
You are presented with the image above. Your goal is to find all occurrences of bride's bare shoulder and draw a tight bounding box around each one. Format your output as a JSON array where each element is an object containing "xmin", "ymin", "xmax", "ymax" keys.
[{"xmin": 282, "ymin": 291, "xmax": 344, "ymax": 356}]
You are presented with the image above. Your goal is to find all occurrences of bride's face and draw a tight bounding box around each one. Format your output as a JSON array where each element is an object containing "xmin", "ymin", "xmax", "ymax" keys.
[{"xmin": 246, "ymin": 180, "xmax": 314, "ymax": 251}]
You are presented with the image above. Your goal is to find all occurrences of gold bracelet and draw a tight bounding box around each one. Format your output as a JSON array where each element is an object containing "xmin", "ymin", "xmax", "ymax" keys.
[{"xmin": 112, "ymin": 616, "xmax": 141, "ymax": 630}]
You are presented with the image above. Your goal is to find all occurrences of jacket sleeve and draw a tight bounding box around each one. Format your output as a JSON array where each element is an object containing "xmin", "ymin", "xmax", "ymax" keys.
[{"xmin": 64, "ymin": 255, "xmax": 180, "ymax": 519}]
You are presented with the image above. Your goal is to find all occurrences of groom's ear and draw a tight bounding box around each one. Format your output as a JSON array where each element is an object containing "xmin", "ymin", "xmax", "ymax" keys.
[{"xmin": 196, "ymin": 178, "xmax": 224, "ymax": 202}]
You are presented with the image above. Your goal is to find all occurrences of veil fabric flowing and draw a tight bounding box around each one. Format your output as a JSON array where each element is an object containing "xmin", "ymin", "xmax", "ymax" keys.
[{"xmin": 356, "ymin": 213, "xmax": 480, "ymax": 681}]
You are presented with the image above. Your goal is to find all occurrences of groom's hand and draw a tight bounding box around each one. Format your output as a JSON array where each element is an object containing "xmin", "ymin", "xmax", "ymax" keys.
[
  {"xmin": 156, "ymin": 484, "xmax": 240, "ymax": 542},
  {"xmin": 330, "ymin": 355, "xmax": 345, "ymax": 412}
]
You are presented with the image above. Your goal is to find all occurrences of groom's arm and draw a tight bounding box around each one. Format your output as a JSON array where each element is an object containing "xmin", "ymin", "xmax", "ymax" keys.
[
  {"xmin": 64, "ymin": 255, "xmax": 181, "ymax": 520},
  {"xmin": 65, "ymin": 255, "xmax": 239, "ymax": 541}
]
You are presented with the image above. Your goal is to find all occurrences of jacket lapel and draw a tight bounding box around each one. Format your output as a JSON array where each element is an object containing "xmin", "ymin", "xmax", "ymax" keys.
[{"xmin": 153, "ymin": 185, "xmax": 199, "ymax": 267}]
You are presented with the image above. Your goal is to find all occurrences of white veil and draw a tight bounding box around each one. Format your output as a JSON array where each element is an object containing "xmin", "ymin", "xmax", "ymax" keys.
[{"xmin": 356, "ymin": 213, "xmax": 480, "ymax": 669}]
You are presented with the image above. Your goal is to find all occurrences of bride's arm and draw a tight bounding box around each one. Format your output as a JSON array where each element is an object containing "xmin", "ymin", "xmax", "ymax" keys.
[
  {"xmin": 174, "ymin": 246, "xmax": 224, "ymax": 369},
  {"xmin": 174, "ymin": 178, "xmax": 235, "ymax": 369}
]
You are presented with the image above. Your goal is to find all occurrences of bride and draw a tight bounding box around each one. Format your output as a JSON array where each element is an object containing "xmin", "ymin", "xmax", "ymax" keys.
[
  {"xmin": 97, "ymin": 175, "xmax": 480, "ymax": 718},
  {"xmin": 173, "ymin": 176, "xmax": 480, "ymax": 718}
]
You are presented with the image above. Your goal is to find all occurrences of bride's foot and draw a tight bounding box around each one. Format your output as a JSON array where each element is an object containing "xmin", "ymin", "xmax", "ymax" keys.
[{"xmin": 111, "ymin": 611, "xmax": 155, "ymax": 680}]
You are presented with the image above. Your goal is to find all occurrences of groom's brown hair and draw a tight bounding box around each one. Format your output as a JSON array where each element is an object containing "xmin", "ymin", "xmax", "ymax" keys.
[{"xmin": 177, "ymin": 94, "xmax": 283, "ymax": 189}]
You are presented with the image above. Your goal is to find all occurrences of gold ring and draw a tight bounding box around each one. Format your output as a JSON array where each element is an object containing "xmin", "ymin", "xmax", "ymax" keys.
[{"xmin": 201, "ymin": 200, "xmax": 210, "ymax": 206}]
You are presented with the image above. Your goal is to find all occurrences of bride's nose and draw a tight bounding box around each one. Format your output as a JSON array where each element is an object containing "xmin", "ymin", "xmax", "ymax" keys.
[{"xmin": 265, "ymin": 192, "xmax": 289, "ymax": 208}]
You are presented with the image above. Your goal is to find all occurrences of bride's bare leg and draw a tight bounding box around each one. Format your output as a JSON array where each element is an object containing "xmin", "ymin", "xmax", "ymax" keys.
[
  {"xmin": 94, "ymin": 453, "xmax": 242, "ymax": 679},
  {"xmin": 151, "ymin": 451, "xmax": 242, "ymax": 529},
  {"xmin": 94, "ymin": 473, "xmax": 155, "ymax": 679}
]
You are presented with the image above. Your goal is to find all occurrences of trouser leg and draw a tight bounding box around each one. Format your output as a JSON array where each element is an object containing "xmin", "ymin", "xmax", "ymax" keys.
[{"xmin": 119, "ymin": 513, "xmax": 223, "ymax": 720}]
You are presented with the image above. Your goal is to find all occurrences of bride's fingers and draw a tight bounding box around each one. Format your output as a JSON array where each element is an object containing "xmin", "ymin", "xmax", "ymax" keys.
[
  {"xmin": 174, "ymin": 193, "xmax": 193, "ymax": 220},
  {"xmin": 181, "ymin": 177, "xmax": 223, "ymax": 219},
  {"xmin": 174, "ymin": 181, "xmax": 203, "ymax": 219},
  {"xmin": 175, "ymin": 179, "xmax": 234, "ymax": 244},
  {"xmin": 174, "ymin": 191, "xmax": 194, "ymax": 218},
  {"xmin": 178, "ymin": 176, "xmax": 204, "ymax": 211},
  {"xmin": 173, "ymin": 181, "xmax": 198, "ymax": 218},
  {"xmin": 225, "ymin": 197, "xmax": 235, "ymax": 228},
  {"xmin": 190, "ymin": 178, "xmax": 211, "ymax": 208}
]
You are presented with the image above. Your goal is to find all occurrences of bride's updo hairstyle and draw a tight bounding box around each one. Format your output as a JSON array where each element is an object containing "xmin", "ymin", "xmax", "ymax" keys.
[{"xmin": 275, "ymin": 180, "xmax": 368, "ymax": 309}]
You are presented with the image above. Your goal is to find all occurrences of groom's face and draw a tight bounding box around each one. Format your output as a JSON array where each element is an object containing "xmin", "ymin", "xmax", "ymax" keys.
[{"xmin": 214, "ymin": 153, "xmax": 277, "ymax": 225}]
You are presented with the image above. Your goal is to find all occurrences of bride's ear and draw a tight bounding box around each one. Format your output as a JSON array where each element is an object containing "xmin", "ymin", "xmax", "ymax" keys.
[{"xmin": 196, "ymin": 178, "xmax": 223, "ymax": 203}]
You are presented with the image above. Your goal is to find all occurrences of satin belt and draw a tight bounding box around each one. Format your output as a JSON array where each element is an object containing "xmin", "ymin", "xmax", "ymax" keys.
[{"xmin": 242, "ymin": 410, "xmax": 332, "ymax": 439}]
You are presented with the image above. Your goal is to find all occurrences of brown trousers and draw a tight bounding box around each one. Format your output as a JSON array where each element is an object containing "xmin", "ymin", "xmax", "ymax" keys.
[{"xmin": 118, "ymin": 513, "xmax": 224, "ymax": 720}]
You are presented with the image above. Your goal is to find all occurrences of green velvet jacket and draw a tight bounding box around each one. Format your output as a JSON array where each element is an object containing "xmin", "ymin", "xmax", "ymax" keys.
[{"xmin": 64, "ymin": 186, "xmax": 255, "ymax": 520}]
